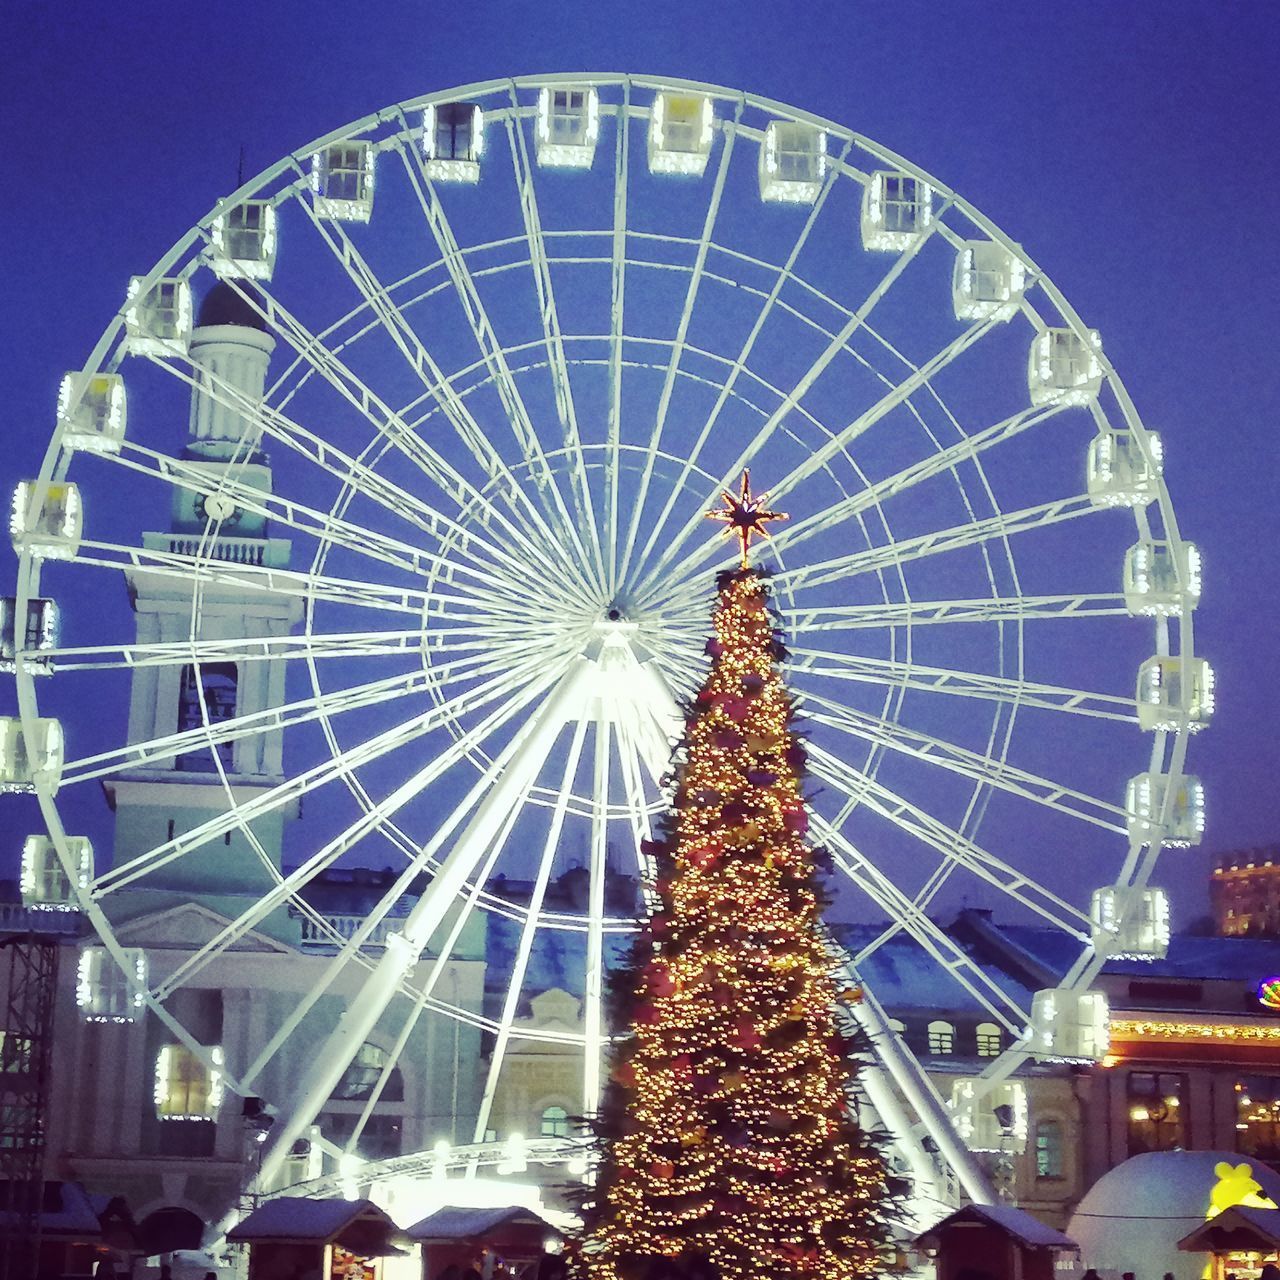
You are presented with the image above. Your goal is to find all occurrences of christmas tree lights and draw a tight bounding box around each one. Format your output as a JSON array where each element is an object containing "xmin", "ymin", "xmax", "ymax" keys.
[{"xmin": 576, "ymin": 476, "xmax": 900, "ymax": 1280}]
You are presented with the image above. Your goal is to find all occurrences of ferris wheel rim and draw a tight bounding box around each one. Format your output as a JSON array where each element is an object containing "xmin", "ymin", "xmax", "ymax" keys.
[{"xmin": 11, "ymin": 72, "xmax": 1207, "ymax": 1175}]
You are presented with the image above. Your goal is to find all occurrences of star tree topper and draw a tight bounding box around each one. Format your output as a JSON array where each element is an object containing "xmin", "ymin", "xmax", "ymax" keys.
[{"xmin": 706, "ymin": 469, "xmax": 789, "ymax": 568}]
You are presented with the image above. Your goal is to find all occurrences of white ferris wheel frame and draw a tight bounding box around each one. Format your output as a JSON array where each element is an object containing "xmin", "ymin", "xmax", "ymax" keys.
[{"xmin": 11, "ymin": 72, "xmax": 1203, "ymax": 1216}]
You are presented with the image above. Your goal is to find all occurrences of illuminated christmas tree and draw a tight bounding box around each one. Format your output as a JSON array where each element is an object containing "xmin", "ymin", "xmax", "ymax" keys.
[{"xmin": 576, "ymin": 474, "xmax": 902, "ymax": 1280}]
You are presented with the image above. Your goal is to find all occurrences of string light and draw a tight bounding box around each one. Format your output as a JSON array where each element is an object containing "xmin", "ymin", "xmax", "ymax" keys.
[
  {"xmin": 1111, "ymin": 1018, "xmax": 1280, "ymax": 1042},
  {"xmin": 575, "ymin": 538, "xmax": 898, "ymax": 1280}
]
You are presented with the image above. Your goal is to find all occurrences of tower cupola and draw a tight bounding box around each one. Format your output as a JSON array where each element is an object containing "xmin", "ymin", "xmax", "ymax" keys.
[{"xmin": 187, "ymin": 281, "xmax": 276, "ymax": 459}]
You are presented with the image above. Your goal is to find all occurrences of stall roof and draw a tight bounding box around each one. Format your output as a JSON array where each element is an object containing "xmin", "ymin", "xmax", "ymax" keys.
[
  {"xmin": 406, "ymin": 1205, "xmax": 558, "ymax": 1242},
  {"xmin": 1178, "ymin": 1205, "xmax": 1280, "ymax": 1252},
  {"xmin": 919, "ymin": 1203, "xmax": 1076, "ymax": 1250},
  {"xmin": 227, "ymin": 1197, "xmax": 399, "ymax": 1247}
]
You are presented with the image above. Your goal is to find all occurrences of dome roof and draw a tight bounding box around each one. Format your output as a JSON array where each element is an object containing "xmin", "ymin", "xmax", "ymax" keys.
[
  {"xmin": 196, "ymin": 281, "xmax": 269, "ymax": 332},
  {"xmin": 1068, "ymin": 1150, "xmax": 1280, "ymax": 1279}
]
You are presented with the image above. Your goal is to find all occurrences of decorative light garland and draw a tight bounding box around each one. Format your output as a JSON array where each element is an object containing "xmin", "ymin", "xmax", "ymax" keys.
[
  {"xmin": 575, "ymin": 511, "xmax": 899, "ymax": 1280},
  {"xmin": 1110, "ymin": 1018, "xmax": 1280, "ymax": 1042}
]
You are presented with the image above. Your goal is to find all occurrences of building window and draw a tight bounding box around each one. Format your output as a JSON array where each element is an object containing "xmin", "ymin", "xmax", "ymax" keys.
[
  {"xmin": 540, "ymin": 1105, "xmax": 570, "ymax": 1138},
  {"xmin": 1236, "ymin": 1076, "xmax": 1280, "ymax": 1161},
  {"xmin": 975, "ymin": 1023, "xmax": 1002, "ymax": 1057},
  {"xmin": 927, "ymin": 1020, "xmax": 956, "ymax": 1055},
  {"xmin": 177, "ymin": 663, "xmax": 237, "ymax": 770},
  {"xmin": 334, "ymin": 1041, "xmax": 403, "ymax": 1103},
  {"xmin": 1127, "ymin": 1071, "xmax": 1186, "ymax": 1155},
  {"xmin": 1035, "ymin": 1118, "xmax": 1065, "ymax": 1179},
  {"xmin": 155, "ymin": 1045, "xmax": 223, "ymax": 1120}
]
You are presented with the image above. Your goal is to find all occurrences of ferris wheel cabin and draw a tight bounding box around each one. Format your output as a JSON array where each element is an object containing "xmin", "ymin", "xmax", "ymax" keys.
[
  {"xmin": 311, "ymin": 140, "xmax": 377, "ymax": 218},
  {"xmin": 1126, "ymin": 771, "xmax": 1206, "ymax": 847},
  {"xmin": 1136, "ymin": 655, "xmax": 1215, "ymax": 732},
  {"xmin": 1028, "ymin": 327, "xmax": 1102, "ymax": 406},
  {"xmin": 758, "ymin": 120, "xmax": 826, "ymax": 203},
  {"xmin": 536, "ymin": 86, "xmax": 600, "ymax": 168},
  {"xmin": 124, "ymin": 276, "xmax": 193, "ymax": 356},
  {"xmin": 210, "ymin": 200, "xmax": 278, "ymax": 280},
  {"xmin": 423, "ymin": 104, "xmax": 484, "ymax": 183},
  {"xmin": 861, "ymin": 170, "xmax": 934, "ymax": 251},
  {"xmin": 20, "ymin": 834, "xmax": 92, "ymax": 911},
  {"xmin": 1124, "ymin": 539, "xmax": 1202, "ymax": 616},
  {"xmin": 952, "ymin": 241, "xmax": 1027, "ymax": 321},
  {"xmin": 648, "ymin": 92, "xmax": 715, "ymax": 176},
  {"xmin": 0, "ymin": 715, "xmax": 63, "ymax": 795},
  {"xmin": 1090, "ymin": 886, "xmax": 1171, "ymax": 960}
]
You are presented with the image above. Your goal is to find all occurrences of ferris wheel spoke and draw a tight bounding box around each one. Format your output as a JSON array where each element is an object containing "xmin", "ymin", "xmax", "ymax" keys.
[
  {"xmin": 802, "ymin": 688, "xmax": 1129, "ymax": 833},
  {"xmin": 151, "ymin": 351, "xmax": 553, "ymax": 591},
  {"xmin": 104, "ymin": 441, "xmax": 548, "ymax": 612},
  {"xmin": 43, "ymin": 627, "xmax": 472, "ymax": 674},
  {"xmin": 790, "ymin": 647, "xmax": 1136, "ymax": 722},
  {"xmin": 627, "ymin": 137, "xmax": 852, "ymax": 588},
  {"xmin": 503, "ymin": 95, "xmax": 608, "ymax": 589},
  {"xmin": 808, "ymin": 742, "xmax": 1096, "ymax": 937},
  {"xmin": 776, "ymin": 401, "xmax": 1068, "ymax": 555},
  {"xmin": 153, "ymin": 655, "xmax": 574, "ymax": 1002},
  {"xmin": 781, "ymin": 592, "xmax": 1130, "ymax": 633},
  {"xmin": 770, "ymin": 493, "xmax": 1102, "ymax": 599},
  {"xmin": 472, "ymin": 714, "xmax": 592, "ymax": 1144},
  {"xmin": 618, "ymin": 99, "xmax": 742, "ymax": 587},
  {"xmin": 603, "ymin": 90, "xmax": 632, "ymax": 591},
  {"xmin": 634, "ymin": 314, "xmax": 998, "ymax": 607},
  {"xmin": 59, "ymin": 644, "xmax": 525, "ymax": 786},
  {"xmin": 72, "ymin": 539, "xmax": 427, "ymax": 617},
  {"xmin": 390, "ymin": 129, "xmax": 603, "ymax": 593},
  {"xmin": 204, "ymin": 275, "xmax": 585, "ymax": 598},
  {"xmin": 809, "ymin": 812, "xmax": 1029, "ymax": 1033},
  {"xmin": 68, "ymin": 536, "xmax": 557, "ymax": 633},
  {"xmin": 295, "ymin": 192, "xmax": 558, "ymax": 534},
  {"xmin": 95, "ymin": 647, "xmax": 563, "ymax": 898},
  {"xmin": 583, "ymin": 717, "xmax": 612, "ymax": 1116}
]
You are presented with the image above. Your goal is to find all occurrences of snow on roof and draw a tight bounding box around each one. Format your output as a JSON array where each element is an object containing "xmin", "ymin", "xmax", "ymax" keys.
[
  {"xmin": 1178, "ymin": 1205, "xmax": 1280, "ymax": 1251},
  {"xmin": 0, "ymin": 1181, "xmax": 102, "ymax": 1239},
  {"xmin": 924, "ymin": 1203, "xmax": 1075, "ymax": 1249},
  {"xmin": 830, "ymin": 922, "xmax": 1036, "ymax": 1014},
  {"xmin": 227, "ymin": 1197, "xmax": 397, "ymax": 1245},
  {"xmin": 405, "ymin": 1205, "xmax": 558, "ymax": 1241}
]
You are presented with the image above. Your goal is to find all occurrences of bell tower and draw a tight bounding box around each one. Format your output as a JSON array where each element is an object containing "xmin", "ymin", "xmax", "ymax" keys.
[{"xmin": 105, "ymin": 282, "xmax": 301, "ymax": 935}]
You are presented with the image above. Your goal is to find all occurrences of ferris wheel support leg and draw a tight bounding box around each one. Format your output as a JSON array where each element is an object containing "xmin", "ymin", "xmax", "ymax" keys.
[
  {"xmin": 242, "ymin": 658, "xmax": 590, "ymax": 1204},
  {"xmin": 856, "ymin": 1060, "xmax": 955, "ymax": 1228},
  {"xmin": 848, "ymin": 977, "xmax": 997, "ymax": 1207}
]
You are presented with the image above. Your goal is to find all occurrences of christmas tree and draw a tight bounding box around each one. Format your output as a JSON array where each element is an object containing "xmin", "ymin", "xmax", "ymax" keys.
[{"xmin": 576, "ymin": 475, "xmax": 902, "ymax": 1280}]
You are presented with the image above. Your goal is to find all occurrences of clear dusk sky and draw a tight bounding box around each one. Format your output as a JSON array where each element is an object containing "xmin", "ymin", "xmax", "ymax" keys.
[{"xmin": 2, "ymin": 1, "xmax": 1277, "ymax": 925}]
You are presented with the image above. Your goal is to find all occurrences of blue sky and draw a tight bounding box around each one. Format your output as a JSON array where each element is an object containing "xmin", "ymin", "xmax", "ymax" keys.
[{"xmin": 3, "ymin": 0, "xmax": 1278, "ymax": 925}]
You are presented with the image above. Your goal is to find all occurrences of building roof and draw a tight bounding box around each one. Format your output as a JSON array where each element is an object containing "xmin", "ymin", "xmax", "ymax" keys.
[
  {"xmin": 1178, "ymin": 1205, "xmax": 1280, "ymax": 1252},
  {"xmin": 196, "ymin": 281, "xmax": 270, "ymax": 332},
  {"xmin": 227, "ymin": 1197, "xmax": 400, "ymax": 1249},
  {"xmin": 0, "ymin": 1181, "xmax": 103, "ymax": 1240},
  {"xmin": 997, "ymin": 919, "xmax": 1280, "ymax": 983},
  {"xmin": 920, "ymin": 1202, "xmax": 1075, "ymax": 1249},
  {"xmin": 831, "ymin": 921, "xmax": 1037, "ymax": 1014},
  {"xmin": 405, "ymin": 1205, "xmax": 558, "ymax": 1241}
]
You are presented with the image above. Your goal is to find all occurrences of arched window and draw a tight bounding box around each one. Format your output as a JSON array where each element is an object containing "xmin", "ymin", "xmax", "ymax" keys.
[
  {"xmin": 540, "ymin": 1105, "xmax": 570, "ymax": 1138},
  {"xmin": 975, "ymin": 1023, "xmax": 1002, "ymax": 1057},
  {"xmin": 335, "ymin": 1041, "xmax": 403, "ymax": 1102},
  {"xmin": 927, "ymin": 1020, "xmax": 955, "ymax": 1055},
  {"xmin": 177, "ymin": 663, "xmax": 237, "ymax": 770},
  {"xmin": 1035, "ymin": 1118, "xmax": 1065, "ymax": 1179}
]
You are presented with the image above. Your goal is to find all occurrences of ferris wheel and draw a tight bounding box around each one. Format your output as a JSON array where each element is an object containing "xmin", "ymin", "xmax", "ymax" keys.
[{"xmin": 8, "ymin": 74, "xmax": 1208, "ymax": 1210}]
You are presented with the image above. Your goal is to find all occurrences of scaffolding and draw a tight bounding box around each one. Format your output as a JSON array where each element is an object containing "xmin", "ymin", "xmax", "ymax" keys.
[{"xmin": 0, "ymin": 931, "xmax": 61, "ymax": 1280}]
